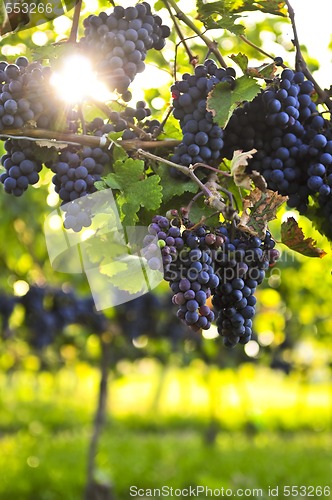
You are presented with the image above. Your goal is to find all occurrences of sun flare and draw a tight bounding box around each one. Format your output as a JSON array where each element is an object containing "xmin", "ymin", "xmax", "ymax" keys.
[{"xmin": 50, "ymin": 54, "xmax": 114, "ymax": 104}]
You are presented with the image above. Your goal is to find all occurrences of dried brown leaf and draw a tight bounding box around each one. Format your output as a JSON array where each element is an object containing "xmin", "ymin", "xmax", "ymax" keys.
[
  {"xmin": 231, "ymin": 149, "xmax": 257, "ymax": 189},
  {"xmin": 281, "ymin": 217, "xmax": 327, "ymax": 258},
  {"xmin": 231, "ymin": 149, "xmax": 267, "ymax": 191},
  {"xmin": 238, "ymin": 188, "xmax": 287, "ymax": 237}
]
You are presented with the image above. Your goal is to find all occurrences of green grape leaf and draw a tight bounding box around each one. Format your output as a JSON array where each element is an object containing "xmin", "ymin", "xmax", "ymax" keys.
[
  {"xmin": 189, "ymin": 199, "xmax": 220, "ymax": 228},
  {"xmin": 281, "ymin": 217, "xmax": 327, "ymax": 258},
  {"xmin": 197, "ymin": 0, "xmax": 245, "ymax": 35},
  {"xmin": 104, "ymin": 176, "xmax": 122, "ymax": 190},
  {"xmin": 94, "ymin": 180, "xmax": 107, "ymax": 191},
  {"xmin": 238, "ymin": 188, "xmax": 287, "ymax": 238},
  {"xmin": 157, "ymin": 165, "xmax": 198, "ymax": 203},
  {"xmin": 197, "ymin": 0, "xmax": 286, "ymax": 35},
  {"xmin": 100, "ymin": 254, "xmax": 149, "ymax": 295},
  {"xmin": 229, "ymin": 53, "xmax": 249, "ymax": 73},
  {"xmin": 104, "ymin": 158, "xmax": 162, "ymax": 226},
  {"xmin": 112, "ymin": 143, "xmax": 128, "ymax": 163},
  {"xmin": 82, "ymin": 103, "xmax": 109, "ymax": 123},
  {"xmin": 154, "ymin": 0, "xmax": 164, "ymax": 10},
  {"xmin": 31, "ymin": 43, "xmax": 71, "ymax": 63},
  {"xmin": 236, "ymin": 0, "xmax": 287, "ymax": 16},
  {"xmin": 158, "ymin": 115, "xmax": 182, "ymax": 140},
  {"xmin": 207, "ymin": 75, "xmax": 261, "ymax": 128},
  {"xmin": 121, "ymin": 175, "xmax": 162, "ymax": 226}
]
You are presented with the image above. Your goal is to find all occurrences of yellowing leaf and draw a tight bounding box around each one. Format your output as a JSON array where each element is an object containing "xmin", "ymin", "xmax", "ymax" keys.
[
  {"xmin": 281, "ymin": 217, "xmax": 327, "ymax": 258},
  {"xmin": 231, "ymin": 149, "xmax": 257, "ymax": 189}
]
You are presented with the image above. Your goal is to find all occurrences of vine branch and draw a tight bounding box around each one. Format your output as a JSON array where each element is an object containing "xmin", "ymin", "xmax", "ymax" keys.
[
  {"xmin": 239, "ymin": 34, "xmax": 275, "ymax": 62},
  {"xmin": 284, "ymin": 0, "xmax": 332, "ymax": 111},
  {"xmin": 163, "ymin": 0, "xmax": 227, "ymax": 69},
  {"xmin": 137, "ymin": 148, "xmax": 237, "ymax": 219},
  {"xmin": 68, "ymin": 0, "xmax": 82, "ymax": 44},
  {"xmin": 0, "ymin": 128, "xmax": 180, "ymax": 151},
  {"xmin": 163, "ymin": 0, "xmax": 198, "ymax": 70},
  {"xmin": 153, "ymin": 106, "xmax": 173, "ymax": 139}
]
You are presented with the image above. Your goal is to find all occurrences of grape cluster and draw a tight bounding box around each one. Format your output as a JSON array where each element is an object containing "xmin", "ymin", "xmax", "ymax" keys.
[
  {"xmin": 223, "ymin": 69, "xmax": 332, "ymax": 234},
  {"xmin": 49, "ymin": 145, "xmax": 109, "ymax": 203},
  {"xmin": 89, "ymin": 101, "xmax": 161, "ymax": 141},
  {"xmin": 170, "ymin": 60, "xmax": 235, "ymax": 175},
  {"xmin": 0, "ymin": 57, "xmax": 57, "ymax": 130},
  {"xmin": 144, "ymin": 212, "xmax": 280, "ymax": 345},
  {"xmin": 0, "ymin": 139, "xmax": 43, "ymax": 196},
  {"xmin": 18, "ymin": 286, "xmax": 107, "ymax": 348},
  {"xmin": 1, "ymin": 285, "xmax": 202, "ymax": 354},
  {"xmin": 212, "ymin": 227, "xmax": 279, "ymax": 347},
  {"xmin": 81, "ymin": 3, "xmax": 170, "ymax": 99},
  {"xmin": 116, "ymin": 292, "xmax": 162, "ymax": 340},
  {"xmin": 143, "ymin": 212, "xmax": 223, "ymax": 331},
  {"xmin": 47, "ymin": 143, "xmax": 110, "ymax": 231},
  {"xmin": 109, "ymin": 100, "xmax": 161, "ymax": 139}
]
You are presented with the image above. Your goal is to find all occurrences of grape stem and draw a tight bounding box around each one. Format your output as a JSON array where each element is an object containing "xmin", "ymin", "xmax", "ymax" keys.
[
  {"xmin": 0, "ymin": 128, "xmax": 181, "ymax": 150},
  {"xmin": 206, "ymin": 171, "xmax": 239, "ymax": 218},
  {"xmin": 284, "ymin": 0, "xmax": 332, "ymax": 111},
  {"xmin": 68, "ymin": 0, "xmax": 82, "ymax": 44},
  {"xmin": 193, "ymin": 162, "xmax": 231, "ymax": 177},
  {"xmin": 137, "ymin": 148, "xmax": 238, "ymax": 219},
  {"xmin": 163, "ymin": 0, "xmax": 227, "ymax": 69},
  {"xmin": 238, "ymin": 35, "xmax": 285, "ymax": 65},
  {"xmin": 185, "ymin": 191, "xmax": 204, "ymax": 216},
  {"xmin": 78, "ymin": 104, "xmax": 86, "ymax": 135},
  {"xmin": 153, "ymin": 106, "xmax": 173, "ymax": 139},
  {"xmin": 163, "ymin": 0, "xmax": 198, "ymax": 70}
]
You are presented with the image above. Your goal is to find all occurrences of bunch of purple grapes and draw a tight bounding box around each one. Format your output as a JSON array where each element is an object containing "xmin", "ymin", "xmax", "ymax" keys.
[
  {"xmin": 170, "ymin": 59, "xmax": 236, "ymax": 176},
  {"xmin": 143, "ymin": 212, "xmax": 223, "ymax": 331},
  {"xmin": 222, "ymin": 68, "xmax": 332, "ymax": 239},
  {"xmin": 81, "ymin": 3, "xmax": 170, "ymax": 100},
  {"xmin": 89, "ymin": 101, "xmax": 161, "ymax": 141},
  {"xmin": 0, "ymin": 56, "xmax": 58, "ymax": 130},
  {"xmin": 144, "ymin": 211, "xmax": 280, "ymax": 346},
  {"xmin": 0, "ymin": 139, "xmax": 43, "ymax": 196},
  {"xmin": 212, "ymin": 226, "xmax": 279, "ymax": 347}
]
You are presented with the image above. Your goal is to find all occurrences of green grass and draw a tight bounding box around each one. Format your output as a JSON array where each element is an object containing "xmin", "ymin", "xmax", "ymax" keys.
[
  {"xmin": 0, "ymin": 365, "xmax": 331, "ymax": 499},
  {"xmin": 0, "ymin": 426, "xmax": 331, "ymax": 499}
]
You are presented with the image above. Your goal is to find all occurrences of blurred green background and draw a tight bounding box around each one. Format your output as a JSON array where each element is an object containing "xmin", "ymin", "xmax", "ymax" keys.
[{"xmin": 0, "ymin": 0, "xmax": 331, "ymax": 498}]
